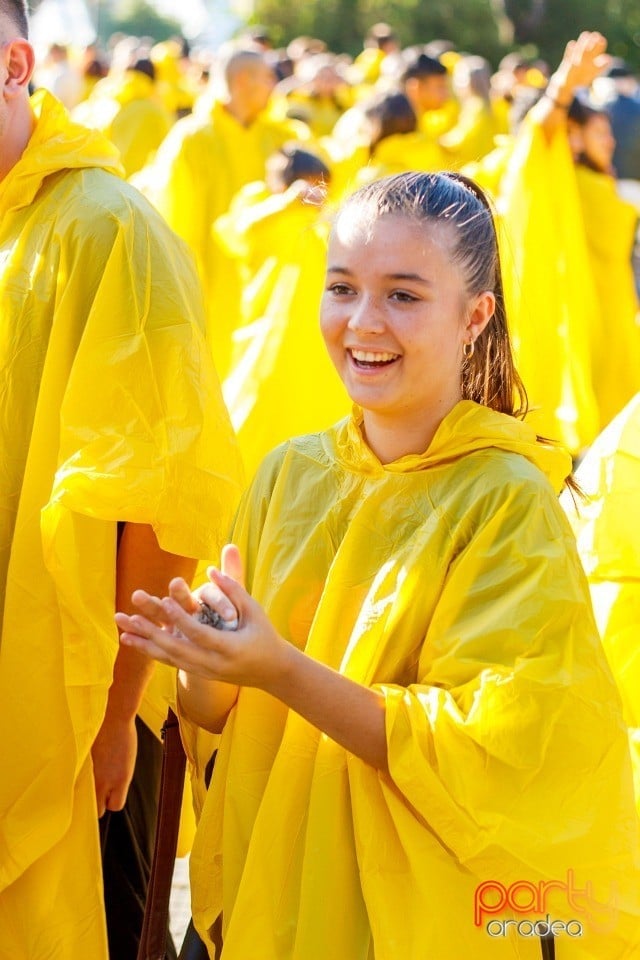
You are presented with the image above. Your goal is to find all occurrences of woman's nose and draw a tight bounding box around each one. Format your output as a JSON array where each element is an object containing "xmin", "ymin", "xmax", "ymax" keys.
[{"xmin": 346, "ymin": 294, "xmax": 386, "ymax": 333}]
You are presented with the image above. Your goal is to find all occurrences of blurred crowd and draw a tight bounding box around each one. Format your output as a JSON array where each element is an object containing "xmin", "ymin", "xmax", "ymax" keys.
[{"xmin": 29, "ymin": 22, "xmax": 640, "ymax": 471}]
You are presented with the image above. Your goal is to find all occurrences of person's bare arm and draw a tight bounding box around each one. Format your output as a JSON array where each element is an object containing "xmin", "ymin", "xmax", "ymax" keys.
[
  {"xmin": 116, "ymin": 552, "xmax": 389, "ymax": 772},
  {"xmin": 92, "ymin": 522, "xmax": 197, "ymax": 817},
  {"xmin": 531, "ymin": 31, "xmax": 610, "ymax": 142}
]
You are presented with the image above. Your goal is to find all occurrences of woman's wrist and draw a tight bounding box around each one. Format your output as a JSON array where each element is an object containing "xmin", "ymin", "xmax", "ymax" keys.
[
  {"xmin": 544, "ymin": 77, "xmax": 573, "ymax": 109},
  {"xmin": 543, "ymin": 92, "xmax": 572, "ymax": 110}
]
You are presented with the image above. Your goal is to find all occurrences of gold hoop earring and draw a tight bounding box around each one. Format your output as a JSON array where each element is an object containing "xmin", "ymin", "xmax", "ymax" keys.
[{"xmin": 462, "ymin": 340, "xmax": 475, "ymax": 359}]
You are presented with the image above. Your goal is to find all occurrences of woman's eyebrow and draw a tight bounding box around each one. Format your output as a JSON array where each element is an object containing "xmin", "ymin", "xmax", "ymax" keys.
[
  {"xmin": 327, "ymin": 267, "xmax": 432, "ymax": 285},
  {"xmin": 386, "ymin": 272, "xmax": 432, "ymax": 285}
]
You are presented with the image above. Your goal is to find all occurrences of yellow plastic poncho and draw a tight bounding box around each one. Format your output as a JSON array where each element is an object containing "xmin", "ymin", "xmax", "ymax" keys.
[
  {"xmin": 0, "ymin": 91, "xmax": 242, "ymax": 958},
  {"xmin": 574, "ymin": 166, "xmax": 640, "ymax": 428},
  {"xmin": 220, "ymin": 216, "xmax": 350, "ymax": 482},
  {"xmin": 439, "ymin": 95, "xmax": 498, "ymax": 168},
  {"xmin": 137, "ymin": 100, "xmax": 310, "ymax": 377},
  {"xmin": 183, "ymin": 401, "xmax": 640, "ymax": 959},
  {"xmin": 355, "ymin": 131, "xmax": 447, "ymax": 187},
  {"xmin": 498, "ymin": 115, "xmax": 600, "ymax": 453},
  {"xmin": 72, "ymin": 70, "xmax": 172, "ymax": 177},
  {"xmin": 563, "ymin": 393, "xmax": 640, "ymax": 813}
]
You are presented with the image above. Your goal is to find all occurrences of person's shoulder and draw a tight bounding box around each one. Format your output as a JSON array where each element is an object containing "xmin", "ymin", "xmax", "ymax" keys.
[
  {"xmin": 50, "ymin": 168, "xmax": 196, "ymax": 272},
  {"xmin": 259, "ymin": 430, "xmax": 334, "ymax": 473},
  {"xmin": 55, "ymin": 167, "xmax": 177, "ymax": 230},
  {"xmin": 457, "ymin": 446, "xmax": 573, "ymax": 539}
]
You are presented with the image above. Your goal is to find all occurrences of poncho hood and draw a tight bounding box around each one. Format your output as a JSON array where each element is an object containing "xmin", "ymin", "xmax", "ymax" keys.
[
  {"xmin": 333, "ymin": 400, "xmax": 572, "ymax": 493},
  {"xmin": 0, "ymin": 89, "xmax": 124, "ymax": 213}
]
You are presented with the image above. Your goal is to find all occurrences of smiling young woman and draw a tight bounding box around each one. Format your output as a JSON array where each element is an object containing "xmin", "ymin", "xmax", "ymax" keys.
[{"xmin": 117, "ymin": 172, "xmax": 640, "ymax": 959}]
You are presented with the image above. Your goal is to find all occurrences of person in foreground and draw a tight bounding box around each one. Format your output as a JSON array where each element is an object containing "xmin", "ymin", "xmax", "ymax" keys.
[{"xmin": 117, "ymin": 172, "xmax": 640, "ymax": 958}]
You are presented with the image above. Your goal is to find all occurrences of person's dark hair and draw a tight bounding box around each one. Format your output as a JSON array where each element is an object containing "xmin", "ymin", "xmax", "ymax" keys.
[
  {"xmin": 363, "ymin": 92, "xmax": 417, "ymax": 153},
  {"xmin": 401, "ymin": 52, "xmax": 447, "ymax": 84},
  {"xmin": 0, "ymin": 0, "xmax": 29, "ymax": 38},
  {"xmin": 130, "ymin": 57, "xmax": 156, "ymax": 81},
  {"xmin": 269, "ymin": 145, "xmax": 331, "ymax": 189},
  {"xmin": 335, "ymin": 171, "xmax": 528, "ymax": 419},
  {"xmin": 567, "ymin": 92, "xmax": 610, "ymax": 173},
  {"xmin": 567, "ymin": 92, "xmax": 605, "ymax": 127}
]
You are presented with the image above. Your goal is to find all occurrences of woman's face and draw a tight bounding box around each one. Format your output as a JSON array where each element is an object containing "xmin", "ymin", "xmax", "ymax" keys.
[
  {"xmin": 570, "ymin": 113, "xmax": 616, "ymax": 174},
  {"xmin": 320, "ymin": 210, "xmax": 493, "ymax": 455}
]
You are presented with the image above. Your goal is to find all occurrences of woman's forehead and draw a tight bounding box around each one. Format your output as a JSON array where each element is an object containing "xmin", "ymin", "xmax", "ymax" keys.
[{"xmin": 329, "ymin": 208, "xmax": 454, "ymax": 255}]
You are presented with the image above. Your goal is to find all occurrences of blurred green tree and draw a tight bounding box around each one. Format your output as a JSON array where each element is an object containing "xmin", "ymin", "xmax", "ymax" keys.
[{"xmin": 250, "ymin": 0, "xmax": 640, "ymax": 69}]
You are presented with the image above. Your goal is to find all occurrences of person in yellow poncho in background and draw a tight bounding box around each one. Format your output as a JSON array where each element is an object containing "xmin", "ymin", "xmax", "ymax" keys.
[
  {"xmin": 214, "ymin": 145, "xmax": 349, "ymax": 481},
  {"xmin": 478, "ymin": 32, "xmax": 639, "ymax": 455},
  {"xmin": 325, "ymin": 53, "xmax": 452, "ymax": 203},
  {"xmin": 118, "ymin": 172, "xmax": 640, "ymax": 960},
  {"xmin": 562, "ymin": 394, "xmax": 640, "ymax": 816},
  {"xmin": 72, "ymin": 56, "xmax": 172, "ymax": 177},
  {"xmin": 0, "ymin": 3, "xmax": 243, "ymax": 958},
  {"xmin": 440, "ymin": 55, "xmax": 499, "ymax": 169},
  {"xmin": 353, "ymin": 91, "xmax": 446, "ymax": 188},
  {"xmin": 135, "ymin": 45, "xmax": 311, "ymax": 381},
  {"xmin": 564, "ymin": 91, "xmax": 640, "ymax": 427}
]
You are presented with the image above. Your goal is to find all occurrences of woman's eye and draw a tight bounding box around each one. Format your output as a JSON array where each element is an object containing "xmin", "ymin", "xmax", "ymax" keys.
[
  {"xmin": 328, "ymin": 283, "xmax": 354, "ymax": 295},
  {"xmin": 390, "ymin": 290, "xmax": 418, "ymax": 302}
]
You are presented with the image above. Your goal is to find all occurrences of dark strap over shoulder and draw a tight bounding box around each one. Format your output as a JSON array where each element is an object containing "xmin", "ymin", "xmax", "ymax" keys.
[{"xmin": 137, "ymin": 709, "xmax": 187, "ymax": 960}]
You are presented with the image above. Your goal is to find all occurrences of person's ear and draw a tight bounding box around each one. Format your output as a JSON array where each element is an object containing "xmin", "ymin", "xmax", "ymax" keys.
[
  {"xmin": 465, "ymin": 290, "xmax": 495, "ymax": 345},
  {"xmin": 3, "ymin": 39, "xmax": 36, "ymax": 96}
]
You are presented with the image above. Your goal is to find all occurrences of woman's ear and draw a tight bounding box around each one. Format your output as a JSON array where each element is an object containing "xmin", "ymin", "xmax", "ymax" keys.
[
  {"xmin": 3, "ymin": 39, "xmax": 35, "ymax": 97},
  {"xmin": 465, "ymin": 290, "xmax": 495, "ymax": 344}
]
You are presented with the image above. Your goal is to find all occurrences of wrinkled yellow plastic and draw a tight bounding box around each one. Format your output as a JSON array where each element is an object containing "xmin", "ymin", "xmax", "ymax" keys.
[
  {"xmin": 221, "ymin": 217, "xmax": 350, "ymax": 482},
  {"xmin": 73, "ymin": 71, "xmax": 172, "ymax": 177},
  {"xmin": 0, "ymin": 92, "xmax": 242, "ymax": 956},
  {"xmin": 183, "ymin": 401, "xmax": 640, "ymax": 958},
  {"xmin": 440, "ymin": 95, "xmax": 499, "ymax": 168},
  {"xmin": 574, "ymin": 168, "xmax": 640, "ymax": 429},
  {"xmin": 137, "ymin": 100, "xmax": 310, "ymax": 378},
  {"xmin": 498, "ymin": 115, "xmax": 600, "ymax": 453},
  {"xmin": 565, "ymin": 394, "xmax": 640, "ymax": 815}
]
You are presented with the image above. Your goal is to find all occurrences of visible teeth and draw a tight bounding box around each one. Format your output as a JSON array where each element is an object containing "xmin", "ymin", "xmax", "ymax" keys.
[{"xmin": 350, "ymin": 350, "xmax": 399, "ymax": 363}]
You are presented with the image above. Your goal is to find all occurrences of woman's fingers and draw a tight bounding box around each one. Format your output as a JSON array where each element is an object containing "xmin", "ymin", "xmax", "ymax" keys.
[
  {"xmin": 194, "ymin": 581, "xmax": 238, "ymax": 623},
  {"xmin": 129, "ymin": 589, "xmax": 166, "ymax": 623},
  {"xmin": 116, "ymin": 606, "xmax": 229, "ymax": 674},
  {"xmin": 220, "ymin": 543, "xmax": 245, "ymax": 586},
  {"xmin": 206, "ymin": 566, "xmax": 251, "ymax": 614},
  {"xmin": 168, "ymin": 576, "xmax": 199, "ymax": 614}
]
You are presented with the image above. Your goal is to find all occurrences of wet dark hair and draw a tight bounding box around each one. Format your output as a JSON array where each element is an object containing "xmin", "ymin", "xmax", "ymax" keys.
[
  {"xmin": 363, "ymin": 92, "xmax": 417, "ymax": 153},
  {"xmin": 269, "ymin": 145, "xmax": 331, "ymax": 189},
  {"xmin": 0, "ymin": 0, "xmax": 28, "ymax": 38},
  {"xmin": 335, "ymin": 171, "xmax": 528, "ymax": 419}
]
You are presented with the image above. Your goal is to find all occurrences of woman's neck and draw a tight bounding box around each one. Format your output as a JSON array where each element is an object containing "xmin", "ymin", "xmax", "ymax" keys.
[{"xmin": 361, "ymin": 398, "xmax": 461, "ymax": 464}]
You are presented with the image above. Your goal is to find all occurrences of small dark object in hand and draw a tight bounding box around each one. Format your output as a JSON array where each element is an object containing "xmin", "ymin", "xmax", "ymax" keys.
[{"xmin": 195, "ymin": 601, "xmax": 238, "ymax": 631}]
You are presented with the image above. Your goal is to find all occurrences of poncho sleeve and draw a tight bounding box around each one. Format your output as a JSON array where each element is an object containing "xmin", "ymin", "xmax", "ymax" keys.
[{"xmin": 360, "ymin": 475, "xmax": 639, "ymax": 945}]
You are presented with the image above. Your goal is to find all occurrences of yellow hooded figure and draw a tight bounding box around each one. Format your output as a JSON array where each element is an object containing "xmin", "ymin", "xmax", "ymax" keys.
[
  {"xmin": 563, "ymin": 393, "xmax": 640, "ymax": 813},
  {"xmin": 72, "ymin": 64, "xmax": 173, "ymax": 177},
  {"xmin": 497, "ymin": 113, "xmax": 600, "ymax": 454},
  {"xmin": 181, "ymin": 401, "xmax": 640, "ymax": 959},
  {"xmin": 116, "ymin": 171, "xmax": 640, "ymax": 960},
  {"xmin": 0, "ymin": 91, "xmax": 242, "ymax": 958}
]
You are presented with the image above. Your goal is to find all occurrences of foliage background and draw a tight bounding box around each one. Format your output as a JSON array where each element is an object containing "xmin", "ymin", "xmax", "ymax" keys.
[
  {"xmin": 249, "ymin": 0, "xmax": 640, "ymax": 69},
  {"xmin": 28, "ymin": 0, "xmax": 640, "ymax": 68}
]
